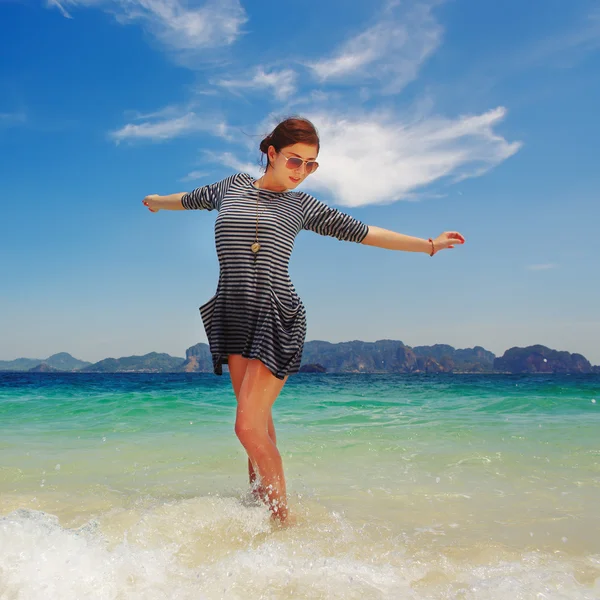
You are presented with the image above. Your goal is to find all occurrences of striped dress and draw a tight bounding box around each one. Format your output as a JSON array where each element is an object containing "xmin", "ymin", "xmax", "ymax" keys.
[{"xmin": 181, "ymin": 172, "xmax": 369, "ymax": 380}]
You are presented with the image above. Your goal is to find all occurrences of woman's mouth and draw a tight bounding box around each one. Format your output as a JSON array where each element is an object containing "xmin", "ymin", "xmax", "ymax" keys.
[{"xmin": 289, "ymin": 176, "xmax": 301, "ymax": 184}]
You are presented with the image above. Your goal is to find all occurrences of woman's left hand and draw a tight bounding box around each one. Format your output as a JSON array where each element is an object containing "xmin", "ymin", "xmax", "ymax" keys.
[{"xmin": 433, "ymin": 232, "xmax": 465, "ymax": 253}]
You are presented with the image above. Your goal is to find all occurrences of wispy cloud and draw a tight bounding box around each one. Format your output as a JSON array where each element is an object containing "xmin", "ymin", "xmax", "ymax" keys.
[
  {"xmin": 306, "ymin": 2, "xmax": 442, "ymax": 94},
  {"xmin": 0, "ymin": 111, "xmax": 27, "ymax": 127},
  {"xmin": 47, "ymin": 0, "xmax": 247, "ymax": 53},
  {"xmin": 110, "ymin": 109, "xmax": 230, "ymax": 143},
  {"xmin": 111, "ymin": 113, "xmax": 198, "ymax": 142},
  {"xmin": 179, "ymin": 170, "xmax": 208, "ymax": 182},
  {"xmin": 213, "ymin": 67, "xmax": 298, "ymax": 101},
  {"xmin": 46, "ymin": 0, "xmax": 73, "ymax": 19},
  {"xmin": 526, "ymin": 7, "xmax": 600, "ymax": 67},
  {"xmin": 209, "ymin": 151, "xmax": 261, "ymax": 178},
  {"xmin": 282, "ymin": 106, "xmax": 521, "ymax": 207},
  {"xmin": 527, "ymin": 264, "xmax": 558, "ymax": 271}
]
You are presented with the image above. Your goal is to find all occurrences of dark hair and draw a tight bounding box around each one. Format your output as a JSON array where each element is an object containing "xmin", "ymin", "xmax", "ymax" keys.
[{"xmin": 259, "ymin": 116, "xmax": 320, "ymax": 170}]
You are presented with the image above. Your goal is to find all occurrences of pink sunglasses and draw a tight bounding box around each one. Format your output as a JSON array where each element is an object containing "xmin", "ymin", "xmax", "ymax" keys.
[{"xmin": 279, "ymin": 151, "xmax": 319, "ymax": 174}]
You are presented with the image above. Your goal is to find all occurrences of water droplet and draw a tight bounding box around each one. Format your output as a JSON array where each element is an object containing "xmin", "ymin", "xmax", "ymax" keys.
[
  {"xmin": 102, "ymin": 436, "xmax": 106, "ymax": 442},
  {"xmin": 55, "ymin": 464, "xmax": 60, "ymax": 471},
  {"xmin": 190, "ymin": 421, "xmax": 193, "ymax": 425},
  {"xmin": 592, "ymin": 399, "xmax": 596, "ymax": 404},
  {"xmin": 436, "ymin": 477, "xmax": 440, "ymax": 483},
  {"xmin": 530, "ymin": 532, "xmax": 534, "ymax": 537},
  {"xmin": 561, "ymin": 537, "xmax": 568, "ymax": 543}
]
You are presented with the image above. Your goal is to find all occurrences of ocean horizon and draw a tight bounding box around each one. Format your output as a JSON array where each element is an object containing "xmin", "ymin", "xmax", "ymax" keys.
[{"xmin": 1, "ymin": 371, "xmax": 599, "ymax": 598}]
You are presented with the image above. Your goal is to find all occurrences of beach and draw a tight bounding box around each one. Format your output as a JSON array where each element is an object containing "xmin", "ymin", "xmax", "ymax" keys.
[{"xmin": 1, "ymin": 372, "xmax": 599, "ymax": 599}]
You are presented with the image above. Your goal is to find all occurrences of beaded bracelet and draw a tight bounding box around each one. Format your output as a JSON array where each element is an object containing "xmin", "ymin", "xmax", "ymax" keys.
[{"xmin": 428, "ymin": 238, "xmax": 436, "ymax": 257}]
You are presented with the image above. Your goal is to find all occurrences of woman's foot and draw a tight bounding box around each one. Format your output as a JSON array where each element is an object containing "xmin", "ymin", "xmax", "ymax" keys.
[
  {"xmin": 271, "ymin": 509, "xmax": 298, "ymax": 528},
  {"xmin": 251, "ymin": 485, "xmax": 265, "ymax": 502}
]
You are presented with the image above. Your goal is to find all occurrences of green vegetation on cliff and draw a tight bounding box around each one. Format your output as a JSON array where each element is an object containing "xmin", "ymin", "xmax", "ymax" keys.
[{"xmin": 79, "ymin": 352, "xmax": 185, "ymax": 373}]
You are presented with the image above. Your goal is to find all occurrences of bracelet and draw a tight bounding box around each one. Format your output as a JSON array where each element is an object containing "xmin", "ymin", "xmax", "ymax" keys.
[{"xmin": 428, "ymin": 238, "xmax": 435, "ymax": 257}]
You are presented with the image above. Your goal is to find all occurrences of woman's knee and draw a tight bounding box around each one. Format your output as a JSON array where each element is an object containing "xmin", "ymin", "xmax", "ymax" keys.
[{"xmin": 234, "ymin": 420, "xmax": 271, "ymax": 452}]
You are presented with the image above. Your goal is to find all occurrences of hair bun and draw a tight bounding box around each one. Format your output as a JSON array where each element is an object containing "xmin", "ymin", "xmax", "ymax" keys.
[{"xmin": 259, "ymin": 134, "xmax": 272, "ymax": 154}]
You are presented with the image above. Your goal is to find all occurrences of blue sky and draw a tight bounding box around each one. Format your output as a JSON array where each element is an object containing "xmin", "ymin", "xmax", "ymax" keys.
[{"xmin": 1, "ymin": 0, "xmax": 599, "ymax": 365}]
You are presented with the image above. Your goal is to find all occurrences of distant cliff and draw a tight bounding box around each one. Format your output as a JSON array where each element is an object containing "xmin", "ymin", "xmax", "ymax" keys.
[
  {"xmin": 413, "ymin": 344, "xmax": 495, "ymax": 373},
  {"xmin": 0, "ymin": 352, "xmax": 91, "ymax": 372},
  {"xmin": 297, "ymin": 340, "xmax": 499, "ymax": 374},
  {"xmin": 1, "ymin": 343, "xmax": 598, "ymax": 374},
  {"xmin": 494, "ymin": 345, "xmax": 595, "ymax": 374},
  {"xmin": 300, "ymin": 339, "xmax": 418, "ymax": 373},
  {"xmin": 180, "ymin": 343, "xmax": 225, "ymax": 373},
  {"xmin": 46, "ymin": 352, "xmax": 91, "ymax": 371},
  {"xmin": 79, "ymin": 352, "xmax": 185, "ymax": 373}
]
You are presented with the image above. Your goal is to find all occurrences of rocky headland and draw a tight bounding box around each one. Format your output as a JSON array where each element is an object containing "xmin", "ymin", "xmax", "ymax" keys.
[{"xmin": 1, "ymin": 342, "xmax": 598, "ymax": 375}]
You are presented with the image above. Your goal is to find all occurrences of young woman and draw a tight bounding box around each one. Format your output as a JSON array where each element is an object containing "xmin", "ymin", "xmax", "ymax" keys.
[{"xmin": 142, "ymin": 116, "xmax": 465, "ymax": 523}]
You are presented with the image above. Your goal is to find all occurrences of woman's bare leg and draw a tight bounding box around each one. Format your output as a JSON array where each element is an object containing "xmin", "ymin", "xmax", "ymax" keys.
[
  {"xmin": 247, "ymin": 411, "xmax": 277, "ymax": 494},
  {"xmin": 228, "ymin": 355, "xmax": 278, "ymax": 497},
  {"xmin": 233, "ymin": 358, "xmax": 289, "ymax": 521}
]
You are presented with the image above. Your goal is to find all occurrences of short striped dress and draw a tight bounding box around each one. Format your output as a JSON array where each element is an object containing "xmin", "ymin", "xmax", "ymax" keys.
[{"xmin": 181, "ymin": 172, "xmax": 369, "ymax": 380}]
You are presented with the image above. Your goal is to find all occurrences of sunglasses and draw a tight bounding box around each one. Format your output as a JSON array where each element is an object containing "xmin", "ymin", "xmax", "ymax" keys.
[{"xmin": 279, "ymin": 151, "xmax": 319, "ymax": 174}]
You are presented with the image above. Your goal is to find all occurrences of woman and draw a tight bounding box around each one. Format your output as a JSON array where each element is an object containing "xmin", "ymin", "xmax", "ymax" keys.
[{"xmin": 142, "ymin": 116, "xmax": 465, "ymax": 523}]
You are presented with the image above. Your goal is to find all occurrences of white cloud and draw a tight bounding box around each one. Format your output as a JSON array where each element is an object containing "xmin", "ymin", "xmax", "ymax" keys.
[
  {"xmin": 292, "ymin": 107, "xmax": 521, "ymax": 207},
  {"xmin": 214, "ymin": 67, "xmax": 297, "ymax": 101},
  {"xmin": 179, "ymin": 170, "xmax": 208, "ymax": 182},
  {"xmin": 47, "ymin": 0, "xmax": 247, "ymax": 52},
  {"xmin": 210, "ymin": 152, "xmax": 261, "ymax": 178},
  {"xmin": 110, "ymin": 110, "xmax": 230, "ymax": 142},
  {"xmin": 215, "ymin": 106, "xmax": 520, "ymax": 207},
  {"xmin": 526, "ymin": 264, "xmax": 558, "ymax": 271},
  {"xmin": 111, "ymin": 113, "xmax": 198, "ymax": 142},
  {"xmin": 306, "ymin": 2, "xmax": 442, "ymax": 94}
]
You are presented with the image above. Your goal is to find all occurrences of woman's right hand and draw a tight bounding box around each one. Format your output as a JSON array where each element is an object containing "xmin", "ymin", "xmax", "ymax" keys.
[
  {"xmin": 433, "ymin": 231, "xmax": 465, "ymax": 253},
  {"xmin": 142, "ymin": 194, "xmax": 160, "ymax": 212}
]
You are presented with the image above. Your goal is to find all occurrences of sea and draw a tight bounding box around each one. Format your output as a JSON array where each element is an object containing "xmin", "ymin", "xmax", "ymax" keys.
[{"xmin": 0, "ymin": 372, "xmax": 599, "ymax": 599}]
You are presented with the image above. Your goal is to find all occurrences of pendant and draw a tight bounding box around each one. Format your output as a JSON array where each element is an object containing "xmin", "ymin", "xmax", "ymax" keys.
[{"xmin": 251, "ymin": 242, "xmax": 261, "ymax": 253}]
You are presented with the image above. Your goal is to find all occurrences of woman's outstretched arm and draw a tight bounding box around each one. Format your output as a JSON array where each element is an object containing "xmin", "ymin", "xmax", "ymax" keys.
[
  {"xmin": 361, "ymin": 225, "xmax": 465, "ymax": 256},
  {"xmin": 142, "ymin": 174, "xmax": 238, "ymax": 212},
  {"xmin": 142, "ymin": 193, "xmax": 186, "ymax": 212}
]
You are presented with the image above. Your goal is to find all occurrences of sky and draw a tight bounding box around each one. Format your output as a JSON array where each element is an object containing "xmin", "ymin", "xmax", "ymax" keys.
[{"xmin": 1, "ymin": 0, "xmax": 599, "ymax": 365}]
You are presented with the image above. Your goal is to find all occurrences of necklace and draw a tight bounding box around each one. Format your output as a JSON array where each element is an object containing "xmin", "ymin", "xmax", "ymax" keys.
[{"xmin": 251, "ymin": 178, "xmax": 269, "ymax": 255}]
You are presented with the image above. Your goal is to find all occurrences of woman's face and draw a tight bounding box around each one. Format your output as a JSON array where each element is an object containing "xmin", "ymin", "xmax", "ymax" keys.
[{"xmin": 267, "ymin": 143, "xmax": 319, "ymax": 190}]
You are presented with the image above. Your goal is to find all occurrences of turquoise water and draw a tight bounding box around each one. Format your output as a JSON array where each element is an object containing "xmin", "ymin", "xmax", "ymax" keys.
[{"xmin": 1, "ymin": 372, "xmax": 599, "ymax": 598}]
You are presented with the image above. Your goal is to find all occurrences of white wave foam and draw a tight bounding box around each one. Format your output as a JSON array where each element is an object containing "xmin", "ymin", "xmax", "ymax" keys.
[{"xmin": 1, "ymin": 502, "xmax": 598, "ymax": 599}]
